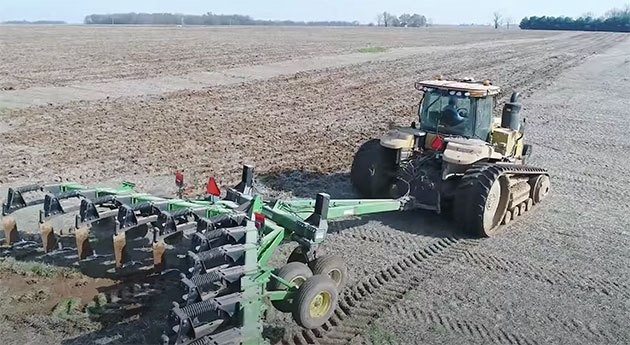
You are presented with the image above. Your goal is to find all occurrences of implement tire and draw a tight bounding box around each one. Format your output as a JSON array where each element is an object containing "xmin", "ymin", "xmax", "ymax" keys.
[
  {"xmin": 271, "ymin": 262, "xmax": 313, "ymax": 313},
  {"xmin": 310, "ymin": 255, "xmax": 348, "ymax": 290},
  {"xmin": 350, "ymin": 139, "xmax": 397, "ymax": 198},
  {"xmin": 292, "ymin": 275, "xmax": 338, "ymax": 329}
]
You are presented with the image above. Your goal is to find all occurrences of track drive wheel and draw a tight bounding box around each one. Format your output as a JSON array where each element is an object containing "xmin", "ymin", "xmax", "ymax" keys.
[
  {"xmin": 310, "ymin": 255, "xmax": 348, "ymax": 290},
  {"xmin": 350, "ymin": 139, "xmax": 397, "ymax": 198},
  {"xmin": 271, "ymin": 262, "xmax": 313, "ymax": 313},
  {"xmin": 292, "ymin": 275, "xmax": 338, "ymax": 329},
  {"xmin": 455, "ymin": 165, "xmax": 510, "ymax": 237}
]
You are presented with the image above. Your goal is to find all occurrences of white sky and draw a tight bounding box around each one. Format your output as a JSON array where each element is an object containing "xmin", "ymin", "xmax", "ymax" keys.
[{"xmin": 1, "ymin": 0, "xmax": 628, "ymax": 24}]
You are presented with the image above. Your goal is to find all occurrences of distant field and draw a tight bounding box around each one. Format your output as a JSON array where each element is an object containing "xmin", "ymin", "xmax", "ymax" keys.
[{"xmin": 0, "ymin": 25, "xmax": 557, "ymax": 89}]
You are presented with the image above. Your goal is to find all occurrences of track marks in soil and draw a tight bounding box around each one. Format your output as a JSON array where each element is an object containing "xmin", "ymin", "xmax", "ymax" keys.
[
  {"xmin": 385, "ymin": 304, "xmax": 539, "ymax": 345},
  {"xmin": 400, "ymin": 281, "xmax": 619, "ymax": 344},
  {"xmin": 458, "ymin": 250, "xmax": 630, "ymax": 298},
  {"xmin": 279, "ymin": 238, "xmax": 480, "ymax": 345}
]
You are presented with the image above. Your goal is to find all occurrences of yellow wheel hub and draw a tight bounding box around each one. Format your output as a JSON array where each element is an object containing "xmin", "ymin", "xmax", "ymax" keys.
[{"xmin": 309, "ymin": 291, "xmax": 332, "ymax": 318}]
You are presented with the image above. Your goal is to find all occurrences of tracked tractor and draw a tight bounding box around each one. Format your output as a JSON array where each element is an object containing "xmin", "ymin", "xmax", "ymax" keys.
[{"xmin": 351, "ymin": 79, "xmax": 551, "ymax": 237}]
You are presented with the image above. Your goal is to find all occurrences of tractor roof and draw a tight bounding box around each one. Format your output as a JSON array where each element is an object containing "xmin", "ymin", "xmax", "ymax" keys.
[{"xmin": 415, "ymin": 79, "xmax": 501, "ymax": 98}]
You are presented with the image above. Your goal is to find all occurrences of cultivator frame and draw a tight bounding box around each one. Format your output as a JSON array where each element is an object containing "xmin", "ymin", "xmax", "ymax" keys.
[{"xmin": 1, "ymin": 165, "xmax": 409, "ymax": 344}]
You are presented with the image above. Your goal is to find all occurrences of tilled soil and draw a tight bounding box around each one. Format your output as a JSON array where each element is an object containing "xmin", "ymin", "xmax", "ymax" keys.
[
  {"xmin": 0, "ymin": 26, "xmax": 556, "ymax": 90},
  {"xmin": 0, "ymin": 32, "xmax": 624, "ymax": 188},
  {"xmin": 0, "ymin": 27, "xmax": 629, "ymax": 345}
]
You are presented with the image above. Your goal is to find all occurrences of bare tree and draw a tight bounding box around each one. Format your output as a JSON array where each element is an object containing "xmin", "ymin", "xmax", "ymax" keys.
[
  {"xmin": 376, "ymin": 13, "xmax": 384, "ymax": 26},
  {"xmin": 493, "ymin": 11, "xmax": 502, "ymax": 29},
  {"xmin": 505, "ymin": 16, "xmax": 512, "ymax": 29},
  {"xmin": 383, "ymin": 11, "xmax": 390, "ymax": 27}
]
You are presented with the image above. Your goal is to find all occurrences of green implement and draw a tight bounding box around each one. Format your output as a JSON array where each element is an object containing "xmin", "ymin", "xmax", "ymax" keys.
[{"xmin": 1, "ymin": 165, "xmax": 410, "ymax": 345}]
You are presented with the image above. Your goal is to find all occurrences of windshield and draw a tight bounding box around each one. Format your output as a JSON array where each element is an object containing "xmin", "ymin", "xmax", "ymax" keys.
[{"xmin": 419, "ymin": 91, "xmax": 475, "ymax": 137}]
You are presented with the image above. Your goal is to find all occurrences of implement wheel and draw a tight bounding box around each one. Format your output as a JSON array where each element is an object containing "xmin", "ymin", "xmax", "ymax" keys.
[
  {"xmin": 271, "ymin": 262, "xmax": 312, "ymax": 313},
  {"xmin": 350, "ymin": 139, "xmax": 397, "ymax": 198},
  {"xmin": 292, "ymin": 275, "xmax": 338, "ymax": 329},
  {"xmin": 310, "ymin": 255, "xmax": 348, "ymax": 290}
]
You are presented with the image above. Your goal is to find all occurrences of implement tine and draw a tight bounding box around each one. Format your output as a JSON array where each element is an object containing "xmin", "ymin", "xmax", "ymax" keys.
[
  {"xmin": 2, "ymin": 217, "xmax": 20, "ymax": 245},
  {"xmin": 40, "ymin": 222, "xmax": 57, "ymax": 253}
]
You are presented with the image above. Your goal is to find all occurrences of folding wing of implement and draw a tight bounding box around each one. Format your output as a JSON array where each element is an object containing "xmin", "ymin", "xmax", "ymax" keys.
[{"xmin": 1, "ymin": 165, "xmax": 409, "ymax": 344}]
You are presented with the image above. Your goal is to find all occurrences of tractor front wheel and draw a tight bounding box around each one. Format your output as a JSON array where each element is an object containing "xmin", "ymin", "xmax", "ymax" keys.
[
  {"xmin": 292, "ymin": 275, "xmax": 338, "ymax": 329},
  {"xmin": 350, "ymin": 139, "xmax": 397, "ymax": 198}
]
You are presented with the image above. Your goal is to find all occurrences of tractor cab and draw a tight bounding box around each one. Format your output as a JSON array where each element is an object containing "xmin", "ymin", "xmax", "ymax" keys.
[
  {"xmin": 415, "ymin": 79, "xmax": 500, "ymax": 142},
  {"xmin": 379, "ymin": 78, "xmax": 528, "ymax": 165}
]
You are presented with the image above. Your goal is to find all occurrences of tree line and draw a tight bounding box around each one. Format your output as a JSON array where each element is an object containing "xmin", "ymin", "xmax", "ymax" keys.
[
  {"xmin": 2, "ymin": 20, "xmax": 66, "ymax": 24},
  {"xmin": 520, "ymin": 5, "xmax": 630, "ymax": 32},
  {"xmin": 84, "ymin": 12, "xmax": 360, "ymax": 26},
  {"xmin": 375, "ymin": 12, "xmax": 428, "ymax": 27}
]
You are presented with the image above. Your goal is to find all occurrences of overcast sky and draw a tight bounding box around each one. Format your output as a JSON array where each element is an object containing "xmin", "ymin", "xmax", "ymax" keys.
[{"xmin": 1, "ymin": 0, "xmax": 628, "ymax": 24}]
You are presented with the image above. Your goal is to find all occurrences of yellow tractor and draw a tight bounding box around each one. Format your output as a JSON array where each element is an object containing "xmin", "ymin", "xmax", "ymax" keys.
[{"xmin": 351, "ymin": 79, "xmax": 550, "ymax": 237}]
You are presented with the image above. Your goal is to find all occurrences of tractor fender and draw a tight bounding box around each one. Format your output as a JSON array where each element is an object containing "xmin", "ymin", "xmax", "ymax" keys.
[
  {"xmin": 442, "ymin": 138, "xmax": 499, "ymax": 165},
  {"xmin": 380, "ymin": 127, "xmax": 424, "ymax": 150}
]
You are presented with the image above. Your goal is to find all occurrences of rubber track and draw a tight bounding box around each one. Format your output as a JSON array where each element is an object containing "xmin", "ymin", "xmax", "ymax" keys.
[
  {"xmin": 458, "ymin": 250, "xmax": 630, "ymax": 299},
  {"xmin": 278, "ymin": 237, "xmax": 480, "ymax": 345},
  {"xmin": 456, "ymin": 164, "xmax": 548, "ymax": 236}
]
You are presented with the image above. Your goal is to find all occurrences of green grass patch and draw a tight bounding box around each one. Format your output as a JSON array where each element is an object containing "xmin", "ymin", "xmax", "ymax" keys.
[
  {"xmin": 366, "ymin": 324, "xmax": 398, "ymax": 344},
  {"xmin": 52, "ymin": 298, "xmax": 86, "ymax": 320},
  {"xmin": 0, "ymin": 257, "xmax": 77, "ymax": 278},
  {"xmin": 358, "ymin": 46, "xmax": 387, "ymax": 53}
]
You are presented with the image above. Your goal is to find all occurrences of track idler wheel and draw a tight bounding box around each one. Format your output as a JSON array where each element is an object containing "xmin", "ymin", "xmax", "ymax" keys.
[
  {"xmin": 531, "ymin": 175, "xmax": 551, "ymax": 204},
  {"xmin": 309, "ymin": 255, "xmax": 348, "ymax": 290},
  {"xmin": 271, "ymin": 262, "xmax": 313, "ymax": 313},
  {"xmin": 291, "ymin": 275, "xmax": 338, "ymax": 329}
]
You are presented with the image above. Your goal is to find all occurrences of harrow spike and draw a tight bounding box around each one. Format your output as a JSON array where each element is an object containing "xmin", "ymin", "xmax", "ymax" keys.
[
  {"xmin": 40, "ymin": 222, "xmax": 57, "ymax": 253},
  {"xmin": 153, "ymin": 240, "xmax": 167, "ymax": 271},
  {"xmin": 2, "ymin": 216, "xmax": 19, "ymax": 245},
  {"xmin": 113, "ymin": 232, "xmax": 127, "ymax": 270},
  {"xmin": 75, "ymin": 226, "xmax": 92, "ymax": 260}
]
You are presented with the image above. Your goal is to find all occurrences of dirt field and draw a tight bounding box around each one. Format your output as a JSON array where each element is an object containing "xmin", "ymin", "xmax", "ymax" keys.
[
  {"xmin": 0, "ymin": 26, "xmax": 629, "ymax": 345},
  {"xmin": 0, "ymin": 25, "xmax": 555, "ymax": 90}
]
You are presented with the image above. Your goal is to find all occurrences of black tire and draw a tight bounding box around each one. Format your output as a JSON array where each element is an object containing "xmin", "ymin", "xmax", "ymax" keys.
[
  {"xmin": 309, "ymin": 255, "xmax": 348, "ymax": 290},
  {"xmin": 292, "ymin": 275, "xmax": 338, "ymax": 329},
  {"xmin": 454, "ymin": 165, "xmax": 510, "ymax": 237},
  {"xmin": 270, "ymin": 262, "xmax": 313, "ymax": 313},
  {"xmin": 522, "ymin": 144, "xmax": 532, "ymax": 164},
  {"xmin": 287, "ymin": 246, "xmax": 309, "ymax": 264},
  {"xmin": 350, "ymin": 139, "xmax": 397, "ymax": 198}
]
